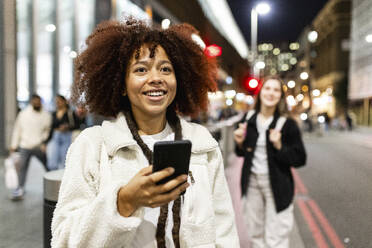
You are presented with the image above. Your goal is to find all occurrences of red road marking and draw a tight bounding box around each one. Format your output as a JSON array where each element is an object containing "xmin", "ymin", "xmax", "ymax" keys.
[
  {"xmin": 296, "ymin": 199, "xmax": 329, "ymax": 248},
  {"xmin": 293, "ymin": 169, "xmax": 345, "ymax": 248},
  {"xmin": 308, "ymin": 199, "xmax": 345, "ymax": 248},
  {"xmin": 292, "ymin": 168, "xmax": 308, "ymax": 194}
]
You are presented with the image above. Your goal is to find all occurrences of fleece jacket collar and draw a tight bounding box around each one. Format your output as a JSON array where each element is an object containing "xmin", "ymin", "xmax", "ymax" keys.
[{"xmin": 101, "ymin": 113, "xmax": 218, "ymax": 157}]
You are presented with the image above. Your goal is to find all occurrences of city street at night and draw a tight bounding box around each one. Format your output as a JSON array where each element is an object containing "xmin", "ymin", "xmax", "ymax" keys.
[{"xmin": 1, "ymin": 0, "xmax": 372, "ymax": 247}]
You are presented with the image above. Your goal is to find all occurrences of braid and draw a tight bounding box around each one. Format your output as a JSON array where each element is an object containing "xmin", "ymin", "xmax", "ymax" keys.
[
  {"xmin": 156, "ymin": 206, "xmax": 169, "ymax": 248},
  {"xmin": 123, "ymin": 110, "xmax": 183, "ymax": 248},
  {"xmin": 172, "ymin": 198, "xmax": 182, "ymax": 248},
  {"xmin": 123, "ymin": 111, "xmax": 153, "ymax": 163}
]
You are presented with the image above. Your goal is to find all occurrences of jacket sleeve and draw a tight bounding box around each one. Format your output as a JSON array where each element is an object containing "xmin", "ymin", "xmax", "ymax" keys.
[
  {"xmin": 274, "ymin": 119, "xmax": 307, "ymax": 168},
  {"xmin": 51, "ymin": 132, "xmax": 143, "ymax": 248},
  {"xmin": 209, "ymin": 148, "xmax": 240, "ymax": 247}
]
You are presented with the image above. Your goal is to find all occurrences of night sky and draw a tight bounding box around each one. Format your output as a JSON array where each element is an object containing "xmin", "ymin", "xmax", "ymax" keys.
[{"xmin": 227, "ymin": 0, "xmax": 328, "ymax": 44}]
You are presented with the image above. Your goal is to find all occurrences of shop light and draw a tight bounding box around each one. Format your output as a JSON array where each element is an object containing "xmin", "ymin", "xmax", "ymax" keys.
[
  {"xmin": 296, "ymin": 94, "xmax": 304, "ymax": 101},
  {"xmin": 273, "ymin": 48, "xmax": 280, "ymax": 55},
  {"xmin": 300, "ymin": 113, "xmax": 308, "ymax": 121},
  {"xmin": 289, "ymin": 42, "xmax": 300, "ymax": 50},
  {"xmin": 226, "ymin": 99, "xmax": 233, "ymax": 106},
  {"xmin": 287, "ymin": 80, "xmax": 296, "ymax": 88},
  {"xmin": 45, "ymin": 24, "xmax": 56, "ymax": 32},
  {"xmin": 245, "ymin": 95, "xmax": 255, "ymax": 105},
  {"xmin": 161, "ymin": 19, "xmax": 171, "ymax": 29},
  {"xmin": 69, "ymin": 51, "xmax": 77, "ymax": 58},
  {"xmin": 312, "ymin": 89, "xmax": 320, "ymax": 97},
  {"xmin": 300, "ymin": 72, "xmax": 309, "ymax": 80},
  {"xmin": 255, "ymin": 61, "xmax": 265, "ymax": 69},
  {"xmin": 365, "ymin": 34, "xmax": 372, "ymax": 43},
  {"xmin": 318, "ymin": 116, "xmax": 325, "ymax": 123},
  {"xmin": 236, "ymin": 93, "xmax": 245, "ymax": 101},
  {"xmin": 226, "ymin": 76, "xmax": 233, "ymax": 85},
  {"xmin": 290, "ymin": 57, "xmax": 297, "ymax": 65},
  {"xmin": 224, "ymin": 90, "xmax": 236, "ymax": 99},
  {"xmin": 281, "ymin": 64, "xmax": 289, "ymax": 71},
  {"xmin": 302, "ymin": 85, "xmax": 309, "ymax": 92}
]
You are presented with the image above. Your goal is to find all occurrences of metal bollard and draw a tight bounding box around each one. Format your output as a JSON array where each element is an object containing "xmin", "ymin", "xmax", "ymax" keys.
[{"xmin": 43, "ymin": 169, "xmax": 64, "ymax": 248}]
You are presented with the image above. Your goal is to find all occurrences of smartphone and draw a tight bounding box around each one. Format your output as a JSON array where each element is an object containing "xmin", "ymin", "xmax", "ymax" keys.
[{"xmin": 152, "ymin": 140, "xmax": 192, "ymax": 185}]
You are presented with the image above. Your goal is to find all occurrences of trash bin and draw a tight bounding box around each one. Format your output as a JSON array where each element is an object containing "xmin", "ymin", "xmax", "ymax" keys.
[{"xmin": 43, "ymin": 169, "xmax": 64, "ymax": 248}]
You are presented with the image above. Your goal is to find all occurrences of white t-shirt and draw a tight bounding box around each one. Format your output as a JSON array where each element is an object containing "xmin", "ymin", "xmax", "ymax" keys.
[
  {"xmin": 251, "ymin": 114, "xmax": 273, "ymax": 175},
  {"xmin": 131, "ymin": 123, "xmax": 177, "ymax": 248}
]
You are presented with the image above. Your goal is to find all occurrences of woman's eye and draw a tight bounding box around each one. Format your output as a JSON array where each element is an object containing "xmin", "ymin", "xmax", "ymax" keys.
[
  {"xmin": 134, "ymin": 67, "xmax": 147, "ymax": 73},
  {"xmin": 161, "ymin": 66, "xmax": 173, "ymax": 72}
]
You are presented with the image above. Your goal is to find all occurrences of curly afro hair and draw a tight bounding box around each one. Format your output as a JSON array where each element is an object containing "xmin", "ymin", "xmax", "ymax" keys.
[{"xmin": 72, "ymin": 18, "xmax": 218, "ymax": 117}]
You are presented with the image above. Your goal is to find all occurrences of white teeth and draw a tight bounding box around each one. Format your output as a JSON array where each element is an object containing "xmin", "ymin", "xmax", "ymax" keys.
[{"xmin": 146, "ymin": 91, "xmax": 165, "ymax": 96}]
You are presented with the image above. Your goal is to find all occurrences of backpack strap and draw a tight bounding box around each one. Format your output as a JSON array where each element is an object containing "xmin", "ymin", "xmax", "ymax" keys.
[
  {"xmin": 274, "ymin": 116, "xmax": 287, "ymax": 131},
  {"xmin": 245, "ymin": 110, "xmax": 255, "ymax": 122}
]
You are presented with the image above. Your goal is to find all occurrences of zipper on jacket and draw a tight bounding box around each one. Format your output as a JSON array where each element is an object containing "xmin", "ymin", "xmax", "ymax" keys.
[{"xmin": 188, "ymin": 171, "xmax": 195, "ymax": 184}]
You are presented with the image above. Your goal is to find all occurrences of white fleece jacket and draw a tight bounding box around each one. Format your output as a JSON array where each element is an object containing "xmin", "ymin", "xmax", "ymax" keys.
[{"xmin": 51, "ymin": 113, "xmax": 239, "ymax": 248}]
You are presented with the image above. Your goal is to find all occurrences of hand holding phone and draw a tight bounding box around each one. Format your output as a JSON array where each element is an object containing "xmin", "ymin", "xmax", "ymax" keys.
[
  {"xmin": 117, "ymin": 166, "xmax": 189, "ymax": 217},
  {"xmin": 152, "ymin": 140, "xmax": 192, "ymax": 185}
]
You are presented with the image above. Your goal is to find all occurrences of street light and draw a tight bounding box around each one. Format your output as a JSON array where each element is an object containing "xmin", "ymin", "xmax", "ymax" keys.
[
  {"xmin": 251, "ymin": 2, "xmax": 271, "ymax": 77},
  {"xmin": 308, "ymin": 31, "xmax": 318, "ymax": 43}
]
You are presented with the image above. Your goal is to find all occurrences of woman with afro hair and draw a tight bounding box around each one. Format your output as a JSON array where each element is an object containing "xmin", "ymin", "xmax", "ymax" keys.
[{"xmin": 51, "ymin": 18, "xmax": 239, "ymax": 248}]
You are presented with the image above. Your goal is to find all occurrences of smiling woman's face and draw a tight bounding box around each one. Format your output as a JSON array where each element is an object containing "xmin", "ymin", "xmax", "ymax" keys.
[
  {"xmin": 259, "ymin": 79, "xmax": 282, "ymax": 109},
  {"xmin": 125, "ymin": 44, "xmax": 177, "ymax": 120}
]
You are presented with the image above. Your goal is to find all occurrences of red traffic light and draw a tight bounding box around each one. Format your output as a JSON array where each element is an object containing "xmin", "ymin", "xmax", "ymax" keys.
[
  {"xmin": 205, "ymin": 44, "xmax": 222, "ymax": 58},
  {"xmin": 248, "ymin": 78, "xmax": 259, "ymax": 88},
  {"xmin": 243, "ymin": 77, "xmax": 261, "ymax": 95}
]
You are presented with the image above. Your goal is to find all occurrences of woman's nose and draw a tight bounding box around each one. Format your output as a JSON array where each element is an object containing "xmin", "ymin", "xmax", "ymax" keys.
[{"xmin": 149, "ymin": 70, "xmax": 164, "ymax": 84}]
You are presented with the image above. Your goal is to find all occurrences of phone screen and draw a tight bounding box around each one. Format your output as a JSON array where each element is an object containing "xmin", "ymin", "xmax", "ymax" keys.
[{"xmin": 152, "ymin": 140, "xmax": 192, "ymax": 185}]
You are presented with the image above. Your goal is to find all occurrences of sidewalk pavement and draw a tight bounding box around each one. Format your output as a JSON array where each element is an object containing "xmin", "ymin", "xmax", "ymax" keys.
[{"xmin": 0, "ymin": 156, "xmax": 44, "ymax": 248}]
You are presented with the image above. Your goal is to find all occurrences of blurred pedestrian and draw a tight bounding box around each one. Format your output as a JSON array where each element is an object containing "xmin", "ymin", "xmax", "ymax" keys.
[
  {"xmin": 51, "ymin": 18, "xmax": 239, "ymax": 247},
  {"xmin": 46, "ymin": 94, "xmax": 78, "ymax": 170},
  {"xmin": 324, "ymin": 112, "xmax": 330, "ymax": 132},
  {"xmin": 345, "ymin": 111, "xmax": 353, "ymax": 131},
  {"xmin": 234, "ymin": 76, "xmax": 306, "ymax": 248},
  {"xmin": 9, "ymin": 94, "xmax": 52, "ymax": 200}
]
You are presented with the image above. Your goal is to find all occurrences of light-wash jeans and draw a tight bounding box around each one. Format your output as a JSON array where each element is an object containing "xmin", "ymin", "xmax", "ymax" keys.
[
  {"xmin": 243, "ymin": 173, "xmax": 294, "ymax": 248},
  {"xmin": 47, "ymin": 131, "xmax": 72, "ymax": 170}
]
